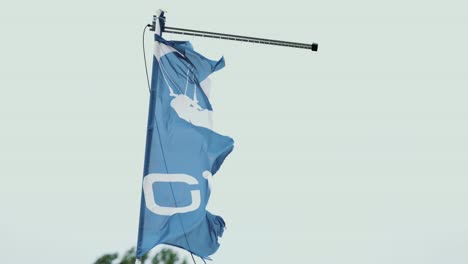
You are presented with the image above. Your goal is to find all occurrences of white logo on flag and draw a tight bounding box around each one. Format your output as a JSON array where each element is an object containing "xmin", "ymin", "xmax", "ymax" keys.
[
  {"xmin": 154, "ymin": 42, "xmax": 214, "ymax": 131},
  {"xmin": 143, "ymin": 173, "xmax": 201, "ymax": 216}
]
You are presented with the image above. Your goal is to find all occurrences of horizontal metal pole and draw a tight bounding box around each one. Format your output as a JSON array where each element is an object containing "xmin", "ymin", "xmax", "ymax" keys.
[
  {"xmin": 164, "ymin": 26, "xmax": 318, "ymax": 52},
  {"xmin": 164, "ymin": 30, "xmax": 312, "ymax": 50},
  {"xmin": 165, "ymin": 26, "xmax": 313, "ymax": 47}
]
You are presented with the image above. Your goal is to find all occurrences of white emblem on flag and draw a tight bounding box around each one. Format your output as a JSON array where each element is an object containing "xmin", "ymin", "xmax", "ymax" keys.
[{"xmin": 154, "ymin": 42, "xmax": 214, "ymax": 130}]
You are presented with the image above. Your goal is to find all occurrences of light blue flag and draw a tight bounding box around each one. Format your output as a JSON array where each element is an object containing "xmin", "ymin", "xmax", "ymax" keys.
[{"xmin": 136, "ymin": 33, "xmax": 234, "ymax": 260}]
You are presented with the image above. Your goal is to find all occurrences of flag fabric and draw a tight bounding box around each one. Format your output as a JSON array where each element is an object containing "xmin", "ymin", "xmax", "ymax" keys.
[{"xmin": 136, "ymin": 32, "xmax": 234, "ymax": 260}]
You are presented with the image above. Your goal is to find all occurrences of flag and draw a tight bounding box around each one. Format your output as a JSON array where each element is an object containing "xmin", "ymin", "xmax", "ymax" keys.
[{"xmin": 135, "ymin": 32, "xmax": 234, "ymax": 260}]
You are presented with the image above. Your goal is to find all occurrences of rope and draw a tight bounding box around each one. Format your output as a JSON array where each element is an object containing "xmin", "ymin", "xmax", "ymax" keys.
[{"xmin": 143, "ymin": 24, "xmax": 152, "ymax": 93}]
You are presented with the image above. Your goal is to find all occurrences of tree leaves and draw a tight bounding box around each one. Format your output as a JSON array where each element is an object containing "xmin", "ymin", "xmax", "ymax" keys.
[
  {"xmin": 94, "ymin": 247, "xmax": 187, "ymax": 264},
  {"xmin": 152, "ymin": 249, "xmax": 179, "ymax": 264},
  {"xmin": 93, "ymin": 253, "xmax": 118, "ymax": 264}
]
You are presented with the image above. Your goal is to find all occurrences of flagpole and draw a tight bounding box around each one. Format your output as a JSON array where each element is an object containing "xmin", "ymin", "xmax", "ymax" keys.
[
  {"xmin": 149, "ymin": 12, "xmax": 318, "ymax": 52},
  {"xmin": 164, "ymin": 26, "xmax": 318, "ymax": 51}
]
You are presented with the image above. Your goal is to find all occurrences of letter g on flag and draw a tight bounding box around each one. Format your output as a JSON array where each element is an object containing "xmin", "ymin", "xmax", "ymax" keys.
[{"xmin": 143, "ymin": 173, "xmax": 201, "ymax": 216}]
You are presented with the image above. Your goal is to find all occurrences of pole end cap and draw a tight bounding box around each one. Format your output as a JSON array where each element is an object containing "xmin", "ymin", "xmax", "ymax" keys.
[{"xmin": 311, "ymin": 43, "xmax": 318, "ymax": 52}]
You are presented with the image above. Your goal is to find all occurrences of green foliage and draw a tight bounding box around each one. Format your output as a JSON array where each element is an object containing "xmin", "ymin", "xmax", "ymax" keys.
[
  {"xmin": 117, "ymin": 247, "xmax": 149, "ymax": 264},
  {"xmin": 93, "ymin": 253, "xmax": 118, "ymax": 264},
  {"xmin": 95, "ymin": 247, "xmax": 187, "ymax": 264},
  {"xmin": 152, "ymin": 249, "xmax": 179, "ymax": 264}
]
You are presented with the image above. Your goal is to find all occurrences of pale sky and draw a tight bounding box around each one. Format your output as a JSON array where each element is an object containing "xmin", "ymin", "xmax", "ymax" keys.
[{"xmin": 1, "ymin": 0, "xmax": 468, "ymax": 263}]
